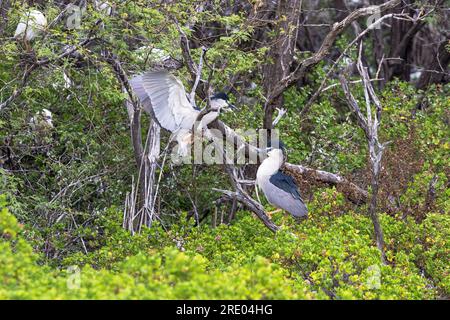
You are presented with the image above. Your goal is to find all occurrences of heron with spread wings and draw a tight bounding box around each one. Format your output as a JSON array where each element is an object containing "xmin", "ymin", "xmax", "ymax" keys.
[{"xmin": 130, "ymin": 71, "xmax": 235, "ymax": 156}]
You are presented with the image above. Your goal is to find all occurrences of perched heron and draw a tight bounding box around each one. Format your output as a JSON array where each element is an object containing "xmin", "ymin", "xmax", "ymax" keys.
[
  {"xmin": 29, "ymin": 108, "xmax": 53, "ymax": 131},
  {"xmin": 29, "ymin": 109, "xmax": 54, "ymax": 150},
  {"xmin": 130, "ymin": 71, "xmax": 235, "ymax": 156},
  {"xmin": 63, "ymin": 71, "xmax": 72, "ymax": 89},
  {"xmin": 256, "ymin": 146, "xmax": 308, "ymax": 219},
  {"xmin": 94, "ymin": 0, "xmax": 113, "ymax": 16},
  {"xmin": 14, "ymin": 10, "xmax": 47, "ymax": 43}
]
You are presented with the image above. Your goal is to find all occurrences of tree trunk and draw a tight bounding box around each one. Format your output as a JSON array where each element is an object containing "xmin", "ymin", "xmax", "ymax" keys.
[
  {"xmin": 262, "ymin": 0, "xmax": 301, "ymax": 129},
  {"xmin": 416, "ymin": 40, "xmax": 450, "ymax": 90},
  {"xmin": 368, "ymin": 161, "xmax": 386, "ymax": 264}
]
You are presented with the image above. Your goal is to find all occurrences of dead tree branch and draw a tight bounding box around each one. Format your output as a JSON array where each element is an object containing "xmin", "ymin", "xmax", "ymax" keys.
[
  {"xmin": 339, "ymin": 44, "xmax": 389, "ymax": 264},
  {"xmin": 206, "ymin": 118, "xmax": 369, "ymax": 204},
  {"xmin": 264, "ymin": 0, "xmax": 400, "ymax": 113},
  {"xmin": 213, "ymin": 165, "xmax": 280, "ymax": 233},
  {"xmin": 103, "ymin": 50, "xmax": 161, "ymax": 233},
  {"xmin": 283, "ymin": 163, "xmax": 368, "ymax": 204},
  {"xmin": 190, "ymin": 46, "xmax": 206, "ymax": 104}
]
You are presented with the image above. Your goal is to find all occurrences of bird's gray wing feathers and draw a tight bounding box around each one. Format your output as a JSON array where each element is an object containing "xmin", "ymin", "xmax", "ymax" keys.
[
  {"xmin": 130, "ymin": 71, "xmax": 198, "ymax": 132},
  {"xmin": 129, "ymin": 75, "xmax": 153, "ymax": 115},
  {"xmin": 267, "ymin": 171, "xmax": 307, "ymax": 217},
  {"xmin": 269, "ymin": 171, "xmax": 303, "ymax": 201}
]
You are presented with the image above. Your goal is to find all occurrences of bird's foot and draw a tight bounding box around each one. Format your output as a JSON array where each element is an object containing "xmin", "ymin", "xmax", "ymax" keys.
[{"xmin": 265, "ymin": 209, "xmax": 282, "ymax": 218}]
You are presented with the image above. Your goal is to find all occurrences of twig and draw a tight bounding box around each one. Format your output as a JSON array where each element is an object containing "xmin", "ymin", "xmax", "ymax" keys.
[
  {"xmin": 174, "ymin": 19, "xmax": 197, "ymax": 78},
  {"xmin": 272, "ymin": 108, "xmax": 287, "ymax": 127},
  {"xmin": 190, "ymin": 46, "xmax": 206, "ymax": 104},
  {"xmin": 322, "ymin": 78, "xmax": 383, "ymax": 92}
]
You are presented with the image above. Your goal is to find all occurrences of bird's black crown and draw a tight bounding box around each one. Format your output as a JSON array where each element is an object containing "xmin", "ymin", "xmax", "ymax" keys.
[{"xmin": 211, "ymin": 92, "xmax": 229, "ymax": 101}]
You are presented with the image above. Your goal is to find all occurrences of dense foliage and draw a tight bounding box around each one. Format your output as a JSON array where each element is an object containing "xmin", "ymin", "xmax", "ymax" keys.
[
  {"xmin": 0, "ymin": 1, "xmax": 449, "ymax": 300},
  {"xmin": 1, "ymin": 188, "xmax": 449, "ymax": 299}
]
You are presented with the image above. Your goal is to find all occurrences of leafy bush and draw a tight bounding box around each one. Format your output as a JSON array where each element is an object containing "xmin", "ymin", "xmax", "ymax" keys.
[{"xmin": 1, "ymin": 195, "xmax": 448, "ymax": 299}]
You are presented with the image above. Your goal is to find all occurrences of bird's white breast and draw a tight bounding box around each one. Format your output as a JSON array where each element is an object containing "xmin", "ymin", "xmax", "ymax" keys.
[{"xmin": 256, "ymin": 156, "xmax": 282, "ymax": 186}]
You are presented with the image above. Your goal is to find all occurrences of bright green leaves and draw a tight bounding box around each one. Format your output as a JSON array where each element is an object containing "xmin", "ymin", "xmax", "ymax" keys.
[{"xmin": 0, "ymin": 195, "xmax": 21, "ymax": 240}]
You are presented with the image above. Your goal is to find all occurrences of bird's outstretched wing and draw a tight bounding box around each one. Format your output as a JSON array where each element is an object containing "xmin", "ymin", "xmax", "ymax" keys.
[
  {"xmin": 269, "ymin": 171, "xmax": 303, "ymax": 201},
  {"xmin": 130, "ymin": 71, "xmax": 199, "ymax": 132}
]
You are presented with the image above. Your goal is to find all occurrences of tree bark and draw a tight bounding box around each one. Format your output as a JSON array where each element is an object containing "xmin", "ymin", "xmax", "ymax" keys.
[
  {"xmin": 283, "ymin": 163, "xmax": 368, "ymax": 204},
  {"xmin": 416, "ymin": 40, "xmax": 450, "ymax": 90},
  {"xmin": 339, "ymin": 47, "xmax": 388, "ymax": 263},
  {"xmin": 368, "ymin": 143, "xmax": 386, "ymax": 264},
  {"xmin": 262, "ymin": 0, "xmax": 302, "ymax": 129}
]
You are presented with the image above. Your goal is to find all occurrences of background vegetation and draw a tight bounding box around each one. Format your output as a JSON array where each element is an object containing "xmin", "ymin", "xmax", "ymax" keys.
[{"xmin": 0, "ymin": 0, "xmax": 448, "ymax": 299}]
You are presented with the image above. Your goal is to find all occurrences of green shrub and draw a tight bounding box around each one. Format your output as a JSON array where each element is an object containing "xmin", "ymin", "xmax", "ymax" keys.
[
  {"xmin": 0, "ymin": 200, "xmax": 310, "ymax": 299},
  {"xmin": 420, "ymin": 214, "xmax": 450, "ymax": 295}
]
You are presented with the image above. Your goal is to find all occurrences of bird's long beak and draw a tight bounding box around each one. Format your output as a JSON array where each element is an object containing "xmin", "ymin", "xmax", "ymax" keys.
[{"xmin": 227, "ymin": 103, "xmax": 236, "ymax": 111}]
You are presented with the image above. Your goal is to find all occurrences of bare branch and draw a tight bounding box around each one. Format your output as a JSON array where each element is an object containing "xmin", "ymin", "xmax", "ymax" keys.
[
  {"xmin": 190, "ymin": 47, "xmax": 206, "ymax": 104},
  {"xmin": 272, "ymin": 108, "xmax": 287, "ymax": 127},
  {"xmin": 213, "ymin": 186, "xmax": 280, "ymax": 233},
  {"xmin": 283, "ymin": 163, "xmax": 368, "ymax": 204},
  {"xmin": 265, "ymin": 0, "xmax": 401, "ymax": 109},
  {"xmin": 339, "ymin": 44, "xmax": 388, "ymax": 264},
  {"xmin": 174, "ymin": 20, "xmax": 197, "ymax": 78}
]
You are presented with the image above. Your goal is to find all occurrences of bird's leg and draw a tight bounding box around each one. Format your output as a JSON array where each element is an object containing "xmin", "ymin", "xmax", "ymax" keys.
[
  {"xmin": 24, "ymin": 40, "xmax": 31, "ymax": 53},
  {"xmin": 265, "ymin": 209, "xmax": 282, "ymax": 218},
  {"xmin": 174, "ymin": 131, "xmax": 193, "ymax": 157}
]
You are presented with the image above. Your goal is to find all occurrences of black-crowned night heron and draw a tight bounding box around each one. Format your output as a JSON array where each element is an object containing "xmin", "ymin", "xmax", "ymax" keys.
[
  {"xmin": 14, "ymin": 10, "xmax": 47, "ymax": 43},
  {"xmin": 256, "ymin": 146, "xmax": 308, "ymax": 219},
  {"xmin": 52, "ymin": 70, "xmax": 72, "ymax": 90},
  {"xmin": 94, "ymin": 1, "xmax": 113, "ymax": 16},
  {"xmin": 130, "ymin": 71, "xmax": 235, "ymax": 156},
  {"xmin": 29, "ymin": 109, "xmax": 53, "ymax": 130},
  {"xmin": 29, "ymin": 109, "xmax": 54, "ymax": 149}
]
